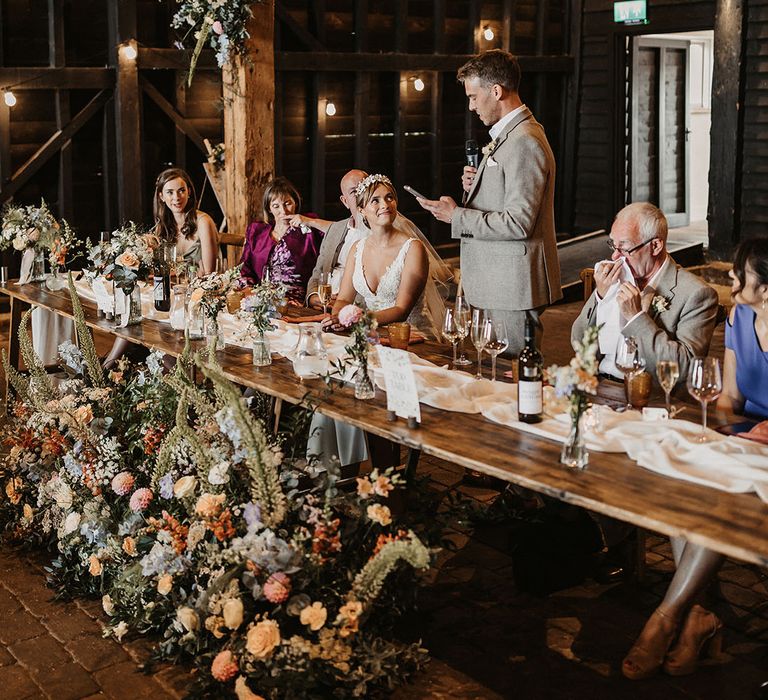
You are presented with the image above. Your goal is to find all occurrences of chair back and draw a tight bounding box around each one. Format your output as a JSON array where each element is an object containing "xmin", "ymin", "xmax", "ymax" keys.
[{"xmin": 580, "ymin": 268, "xmax": 595, "ymax": 301}]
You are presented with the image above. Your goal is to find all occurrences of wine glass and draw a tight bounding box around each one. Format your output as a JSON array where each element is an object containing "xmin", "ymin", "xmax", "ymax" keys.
[
  {"xmin": 615, "ymin": 336, "xmax": 645, "ymax": 410},
  {"xmin": 453, "ymin": 296, "xmax": 472, "ymax": 366},
  {"xmin": 471, "ymin": 308, "xmax": 489, "ymax": 380},
  {"xmin": 656, "ymin": 357, "xmax": 680, "ymax": 416},
  {"xmin": 686, "ymin": 357, "xmax": 722, "ymax": 442},
  {"xmin": 484, "ymin": 317, "xmax": 509, "ymax": 382},
  {"xmin": 317, "ymin": 273, "xmax": 332, "ymax": 316},
  {"xmin": 442, "ymin": 308, "xmax": 460, "ymax": 365}
]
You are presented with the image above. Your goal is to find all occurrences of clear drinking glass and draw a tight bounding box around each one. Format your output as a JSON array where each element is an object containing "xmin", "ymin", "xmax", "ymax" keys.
[
  {"xmin": 615, "ymin": 336, "xmax": 645, "ymax": 410},
  {"xmin": 484, "ymin": 317, "xmax": 509, "ymax": 382},
  {"xmin": 686, "ymin": 357, "xmax": 722, "ymax": 442},
  {"xmin": 453, "ymin": 296, "xmax": 472, "ymax": 366},
  {"xmin": 317, "ymin": 272, "xmax": 332, "ymax": 316},
  {"xmin": 656, "ymin": 357, "xmax": 680, "ymax": 416},
  {"xmin": 471, "ymin": 308, "xmax": 490, "ymax": 380},
  {"xmin": 442, "ymin": 308, "xmax": 460, "ymax": 365}
]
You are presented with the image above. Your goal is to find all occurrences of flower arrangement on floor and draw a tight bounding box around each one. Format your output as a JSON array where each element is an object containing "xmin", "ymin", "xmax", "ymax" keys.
[
  {"xmin": 0, "ymin": 280, "xmax": 431, "ymax": 698},
  {"xmin": 172, "ymin": 0, "xmax": 258, "ymax": 83},
  {"xmin": 545, "ymin": 325, "xmax": 600, "ymax": 468},
  {"xmin": 336, "ymin": 304, "xmax": 378, "ymax": 400}
]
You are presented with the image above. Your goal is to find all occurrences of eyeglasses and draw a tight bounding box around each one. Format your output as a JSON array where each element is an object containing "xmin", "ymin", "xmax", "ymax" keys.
[{"xmin": 606, "ymin": 238, "xmax": 655, "ymax": 256}]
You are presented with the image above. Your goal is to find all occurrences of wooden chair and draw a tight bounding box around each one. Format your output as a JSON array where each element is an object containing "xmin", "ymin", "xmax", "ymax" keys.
[{"xmin": 580, "ymin": 267, "xmax": 595, "ymax": 301}]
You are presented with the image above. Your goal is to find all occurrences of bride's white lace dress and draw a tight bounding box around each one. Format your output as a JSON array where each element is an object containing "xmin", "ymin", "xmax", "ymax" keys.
[{"xmin": 352, "ymin": 238, "xmax": 434, "ymax": 336}]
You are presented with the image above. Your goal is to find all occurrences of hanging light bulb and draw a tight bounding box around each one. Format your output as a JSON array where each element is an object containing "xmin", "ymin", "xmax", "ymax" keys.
[
  {"xmin": 325, "ymin": 101, "xmax": 337, "ymax": 116},
  {"xmin": 483, "ymin": 25, "xmax": 495, "ymax": 41},
  {"xmin": 413, "ymin": 77, "xmax": 425, "ymax": 92},
  {"xmin": 3, "ymin": 90, "xmax": 16, "ymax": 107},
  {"xmin": 122, "ymin": 43, "xmax": 138, "ymax": 61}
]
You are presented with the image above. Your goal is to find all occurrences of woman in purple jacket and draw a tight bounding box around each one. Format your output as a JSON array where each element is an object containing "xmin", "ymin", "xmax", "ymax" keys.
[{"xmin": 240, "ymin": 177, "xmax": 323, "ymax": 304}]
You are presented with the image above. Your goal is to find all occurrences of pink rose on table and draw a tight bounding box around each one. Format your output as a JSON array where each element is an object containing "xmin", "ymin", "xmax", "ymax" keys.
[
  {"xmin": 115, "ymin": 251, "xmax": 140, "ymax": 269},
  {"xmin": 338, "ymin": 304, "xmax": 363, "ymax": 328}
]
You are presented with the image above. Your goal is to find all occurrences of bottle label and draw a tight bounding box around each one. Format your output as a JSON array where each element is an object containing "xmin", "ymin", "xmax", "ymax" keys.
[
  {"xmin": 518, "ymin": 381, "xmax": 543, "ymax": 415},
  {"xmin": 154, "ymin": 279, "xmax": 164, "ymax": 301},
  {"xmin": 522, "ymin": 365, "xmax": 540, "ymax": 378}
]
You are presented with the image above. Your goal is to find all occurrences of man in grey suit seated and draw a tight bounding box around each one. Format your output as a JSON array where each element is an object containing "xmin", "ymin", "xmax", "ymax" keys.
[
  {"xmin": 417, "ymin": 49, "xmax": 562, "ymax": 354},
  {"xmin": 572, "ymin": 202, "xmax": 719, "ymax": 385},
  {"xmin": 306, "ymin": 169, "xmax": 368, "ymax": 309}
]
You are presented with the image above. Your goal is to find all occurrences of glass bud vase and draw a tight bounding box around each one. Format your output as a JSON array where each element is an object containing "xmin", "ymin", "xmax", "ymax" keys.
[
  {"xmin": 252, "ymin": 332, "xmax": 271, "ymax": 366},
  {"xmin": 354, "ymin": 355, "xmax": 375, "ymax": 400},
  {"xmin": 205, "ymin": 315, "xmax": 225, "ymax": 351},
  {"xmin": 31, "ymin": 248, "xmax": 47, "ymax": 282},
  {"xmin": 561, "ymin": 410, "xmax": 589, "ymax": 469},
  {"xmin": 45, "ymin": 265, "xmax": 68, "ymax": 291},
  {"xmin": 114, "ymin": 285, "xmax": 143, "ymax": 327}
]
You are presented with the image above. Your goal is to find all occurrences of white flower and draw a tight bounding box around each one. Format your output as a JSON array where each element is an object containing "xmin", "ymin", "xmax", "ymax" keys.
[
  {"xmin": 54, "ymin": 483, "xmax": 73, "ymax": 510},
  {"xmin": 223, "ymin": 598, "xmax": 244, "ymax": 629},
  {"xmin": 481, "ymin": 139, "xmax": 498, "ymax": 157},
  {"xmin": 177, "ymin": 607, "xmax": 199, "ymax": 633},
  {"xmin": 651, "ymin": 295, "xmax": 670, "ymax": 315},
  {"xmin": 187, "ymin": 522, "xmax": 206, "ymax": 552},
  {"xmin": 173, "ymin": 476, "xmax": 197, "ymax": 498},
  {"xmin": 102, "ymin": 594, "xmax": 114, "ymax": 615},
  {"xmin": 62, "ymin": 511, "xmax": 81, "ymax": 535},
  {"xmin": 111, "ymin": 621, "xmax": 129, "ymax": 641},
  {"xmin": 208, "ymin": 461, "xmax": 231, "ymax": 485}
]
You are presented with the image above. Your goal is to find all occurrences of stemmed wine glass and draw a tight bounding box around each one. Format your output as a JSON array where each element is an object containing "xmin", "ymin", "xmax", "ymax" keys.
[
  {"xmin": 656, "ymin": 354, "xmax": 681, "ymax": 416},
  {"xmin": 686, "ymin": 357, "xmax": 722, "ymax": 442},
  {"xmin": 484, "ymin": 317, "xmax": 509, "ymax": 382},
  {"xmin": 471, "ymin": 309, "xmax": 490, "ymax": 380},
  {"xmin": 453, "ymin": 296, "xmax": 472, "ymax": 366},
  {"xmin": 615, "ymin": 336, "xmax": 646, "ymax": 410},
  {"xmin": 317, "ymin": 273, "xmax": 332, "ymax": 317},
  {"xmin": 442, "ymin": 308, "xmax": 460, "ymax": 365}
]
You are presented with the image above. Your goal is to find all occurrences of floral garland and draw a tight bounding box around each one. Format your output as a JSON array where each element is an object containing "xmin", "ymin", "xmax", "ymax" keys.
[
  {"xmin": 0, "ymin": 284, "xmax": 433, "ymax": 698},
  {"xmin": 171, "ymin": 0, "xmax": 259, "ymax": 84}
]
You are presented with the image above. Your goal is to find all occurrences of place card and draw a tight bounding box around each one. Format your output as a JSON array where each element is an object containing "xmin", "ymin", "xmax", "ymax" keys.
[
  {"xmin": 642, "ymin": 407, "xmax": 669, "ymax": 421},
  {"xmin": 92, "ymin": 277, "xmax": 114, "ymax": 313},
  {"xmin": 376, "ymin": 346, "xmax": 421, "ymax": 423}
]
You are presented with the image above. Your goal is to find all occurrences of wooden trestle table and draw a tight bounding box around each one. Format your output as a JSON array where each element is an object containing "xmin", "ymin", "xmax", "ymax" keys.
[{"xmin": 2, "ymin": 281, "xmax": 767, "ymax": 567}]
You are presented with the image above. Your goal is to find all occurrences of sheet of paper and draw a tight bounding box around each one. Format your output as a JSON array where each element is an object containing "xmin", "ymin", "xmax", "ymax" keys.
[
  {"xmin": 92, "ymin": 277, "xmax": 114, "ymax": 313},
  {"xmin": 377, "ymin": 346, "xmax": 421, "ymax": 422}
]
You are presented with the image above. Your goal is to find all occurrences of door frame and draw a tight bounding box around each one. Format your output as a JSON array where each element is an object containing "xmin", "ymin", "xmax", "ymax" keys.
[{"xmin": 630, "ymin": 36, "xmax": 691, "ymax": 228}]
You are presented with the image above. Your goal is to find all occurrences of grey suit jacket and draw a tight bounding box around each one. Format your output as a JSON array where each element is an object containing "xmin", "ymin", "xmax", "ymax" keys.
[
  {"xmin": 451, "ymin": 107, "xmax": 562, "ymax": 311},
  {"xmin": 305, "ymin": 218, "xmax": 352, "ymax": 305},
  {"xmin": 571, "ymin": 261, "xmax": 719, "ymax": 382}
]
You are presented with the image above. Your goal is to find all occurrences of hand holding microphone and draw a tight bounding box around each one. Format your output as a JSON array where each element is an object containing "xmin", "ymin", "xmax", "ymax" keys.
[{"xmin": 463, "ymin": 139, "xmax": 479, "ymax": 193}]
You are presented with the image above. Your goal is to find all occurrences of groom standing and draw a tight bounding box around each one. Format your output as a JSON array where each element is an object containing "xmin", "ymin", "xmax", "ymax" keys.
[{"xmin": 418, "ymin": 49, "xmax": 562, "ymax": 353}]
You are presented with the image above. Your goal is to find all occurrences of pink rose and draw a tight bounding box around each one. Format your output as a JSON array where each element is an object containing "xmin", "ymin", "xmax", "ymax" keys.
[
  {"xmin": 212, "ymin": 20, "xmax": 224, "ymax": 35},
  {"xmin": 338, "ymin": 304, "xmax": 363, "ymax": 328},
  {"xmin": 129, "ymin": 487, "xmax": 153, "ymax": 512},
  {"xmin": 115, "ymin": 251, "xmax": 140, "ymax": 269},
  {"xmin": 211, "ymin": 650, "xmax": 239, "ymax": 682},
  {"xmin": 111, "ymin": 472, "xmax": 135, "ymax": 496},
  {"xmin": 263, "ymin": 572, "xmax": 291, "ymax": 604}
]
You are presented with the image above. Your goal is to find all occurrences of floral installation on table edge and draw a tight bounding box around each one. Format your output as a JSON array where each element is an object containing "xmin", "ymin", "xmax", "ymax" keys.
[
  {"xmin": 544, "ymin": 324, "xmax": 600, "ymax": 463},
  {"xmin": 172, "ymin": 0, "xmax": 260, "ymax": 84},
  {"xmin": 0, "ymin": 278, "xmax": 433, "ymax": 699}
]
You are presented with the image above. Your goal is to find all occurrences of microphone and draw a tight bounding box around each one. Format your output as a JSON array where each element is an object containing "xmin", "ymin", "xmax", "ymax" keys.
[{"xmin": 465, "ymin": 139, "xmax": 479, "ymax": 169}]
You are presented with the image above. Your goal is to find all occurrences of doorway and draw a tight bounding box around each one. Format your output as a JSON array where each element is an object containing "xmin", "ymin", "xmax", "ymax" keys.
[{"xmin": 627, "ymin": 30, "xmax": 713, "ymax": 232}]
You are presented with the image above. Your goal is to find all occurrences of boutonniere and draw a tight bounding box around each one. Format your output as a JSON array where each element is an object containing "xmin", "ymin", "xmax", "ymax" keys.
[
  {"xmin": 651, "ymin": 295, "xmax": 670, "ymax": 315},
  {"xmin": 481, "ymin": 139, "xmax": 498, "ymax": 157}
]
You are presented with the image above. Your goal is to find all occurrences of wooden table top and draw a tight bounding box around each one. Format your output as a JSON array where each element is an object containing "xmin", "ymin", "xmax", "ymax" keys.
[{"xmin": 3, "ymin": 281, "xmax": 768, "ymax": 566}]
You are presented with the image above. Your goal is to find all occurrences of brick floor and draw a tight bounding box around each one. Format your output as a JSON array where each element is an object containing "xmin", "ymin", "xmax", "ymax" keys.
[{"xmin": 0, "ymin": 302, "xmax": 764, "ymax": 699}]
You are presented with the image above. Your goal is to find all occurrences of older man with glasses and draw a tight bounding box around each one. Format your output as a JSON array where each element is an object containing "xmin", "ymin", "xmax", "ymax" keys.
[{"xmin": 572, "ymin": 202, "xmax": 719, "ymax": 385}]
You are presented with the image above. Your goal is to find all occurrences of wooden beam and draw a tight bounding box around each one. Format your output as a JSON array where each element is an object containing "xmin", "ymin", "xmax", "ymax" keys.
[
  {"xmin": 276, "ymin": 3, "xmax": 326, "ymax": 52},
  {"xmin": 0, "ymin": 101, "xmax": 10, "ymax": 189},
  {"xmin": 354, "ymin": 0, "xmax": 368, "ymax": 51},
  {"xmin": 140, "ymin": 77, "xmax": 206, "ymax": 155},
  {"xmin": 533, "ymin": 0, "xmax": 550, "ymax": 121},
  {"xmin": 394, "ymin": 73, "xmax": 408, "ymax": 190},
  {"xmin": 429, "ymin": 70, "xmax": 443, "ymax": 239},
  {"xmin": 708, "ymin": 0, "xmax": 745, "ymax": 259},
  {"xmin": 102, "ymin": 97, "xmax": 117, "ymax": 230},
  {"xmin": 0, "ymin": 90, "xmax": 110, "ymax": 203},
  {"xmin": 353, "ymin": 0, "xmax": 369, "ymax": 170},
  {"xmin": 276, "ymin": 52, "xmax": 573, "ymax": 73},
  {"xmin": 49, "ymin": 0, "xmax": 72, "ymax": 221},
  {"xmin": 0, "ymin": 68, "xmax": 114, "ymax": 89},
  {"xmin": 137, "ymin": 47, "xmax": 218, "ymax": 71},
  {"xmin": 466, "ymin": 0, "xmax": 480, "ymax": 140},
  {"xmin": 503, "ymin": 1, "xmax": 518, "ymax": 53},
  {"xmin": 310, "ymin": 75, "xmax": 326, "ymax": 215},
  {"xmin": 223, "ymin": 1, "xmax": 275, "ymax": 236},
  {"xmin": 174, "ymin": 72, "xmax": 187, "ymax": 168},
  {"xmin": 395, "ymin": 0, "xmax": 408, "ymax": 53}
]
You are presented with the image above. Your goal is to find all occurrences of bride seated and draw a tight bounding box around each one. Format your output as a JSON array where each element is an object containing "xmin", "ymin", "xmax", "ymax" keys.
[{"xmin": 323, "ymin": 173, "xmax": 432, "ymax": 335}]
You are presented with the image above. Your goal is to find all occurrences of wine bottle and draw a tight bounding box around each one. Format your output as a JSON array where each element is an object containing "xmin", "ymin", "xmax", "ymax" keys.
[
  {"xmin": 153, "ymin": 255, "xmax": 171, "ymax": 312},
  {"xmin": 517, "ymin": 314, "xmax": 543, "ymax": 423}
]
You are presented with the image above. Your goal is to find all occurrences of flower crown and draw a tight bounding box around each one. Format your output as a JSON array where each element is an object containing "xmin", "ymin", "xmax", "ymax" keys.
[{"xmin": 354, "ymin": 174, "xmax": 392, "ymax": 198}]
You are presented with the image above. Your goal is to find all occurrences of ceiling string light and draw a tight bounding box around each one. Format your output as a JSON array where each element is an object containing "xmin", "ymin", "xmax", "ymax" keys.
[
  {"xmin": 3, "ymin": 90, "xmax": 17, "ymax": 107},
  {"xmin": 483, "ymin": 25, "xmax": 495, "ymax": 41}
]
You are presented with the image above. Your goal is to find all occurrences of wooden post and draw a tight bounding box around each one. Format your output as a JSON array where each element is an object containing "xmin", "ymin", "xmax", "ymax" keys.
[
  {"xmin": 708, "ymin": 0, "xmax": 745, "ymax": 259},
  {"xmin": 222, "ymin": 0, "xmax": 275, "ymax": 238},
  {"xmin": 49, "ymin": 0, "xmax": 72, "ymax": 222}
]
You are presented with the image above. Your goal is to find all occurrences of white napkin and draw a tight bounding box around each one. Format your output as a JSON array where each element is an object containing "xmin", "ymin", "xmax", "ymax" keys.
[{"xmin": 17, "ymin": 248, "xmax": 34, "ymax": 284}]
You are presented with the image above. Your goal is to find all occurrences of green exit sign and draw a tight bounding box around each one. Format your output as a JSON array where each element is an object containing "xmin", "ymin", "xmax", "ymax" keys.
[{"xmin": 614, "ymin": 0, "xmax": 648, "ymax": 24}]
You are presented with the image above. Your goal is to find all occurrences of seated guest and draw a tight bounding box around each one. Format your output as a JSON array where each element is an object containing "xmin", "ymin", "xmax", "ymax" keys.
[
  {"xmin": 299, "ymin": 170, "xmax": 451, "ymax": 336},
  {"xmin": 622, "ymin": 236, "xmax": 768, "ymax": 680},
  {"xmin": 240, "ymin": 177, "xmax": 323, "ymax": 304},
  {"xmin": 572, "ymin": 202, "xmax": 719, "ymax": 384}
]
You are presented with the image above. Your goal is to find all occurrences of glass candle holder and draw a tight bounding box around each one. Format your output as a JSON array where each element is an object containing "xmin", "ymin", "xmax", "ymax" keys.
[
  {"xmin": 387, "ymin": 322, "xmax": 411, "ymax": 350},
  {"xmin": 627, "ymin": 370, "xmax": 652, "ymax": 409}
]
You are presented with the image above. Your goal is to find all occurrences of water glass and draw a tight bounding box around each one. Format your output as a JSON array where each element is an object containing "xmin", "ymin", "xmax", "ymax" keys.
[
  {"xmin": 471, "ymin": 309, "xmax": 490, "ymax": 380},
  {"xmin": 453, "ymin": 296, "xmax": 472, "ymax": 366},
  {"xmin": 443, "ymin": 308, "xmax": 460, "ymax": 364},
  {"xmin": 484, "ymin": 317, "xmax": 509, "ymax": 382},
  {"xmin": 656, "ymin": 356, "xmax": 680, "ymax": 416},
  {"xmin": 615, "ymin": 336, "xmax": 645, "ymax": 409}
]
